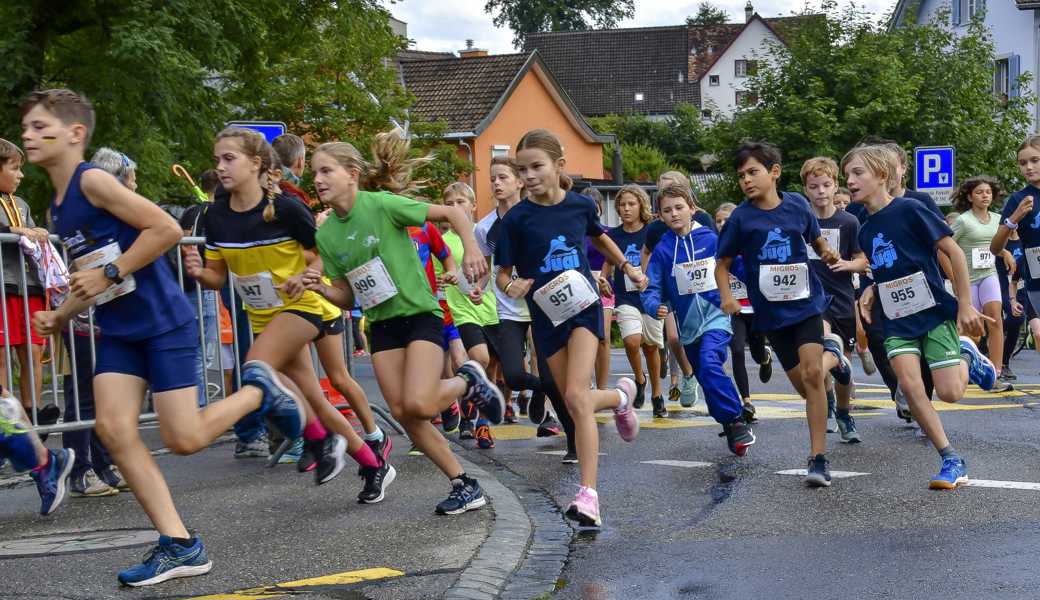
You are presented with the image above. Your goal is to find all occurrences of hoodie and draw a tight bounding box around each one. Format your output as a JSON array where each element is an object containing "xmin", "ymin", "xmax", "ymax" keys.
[{"xmin": 641, "ymin": 222, "xmax": 731, "ymax": 345}]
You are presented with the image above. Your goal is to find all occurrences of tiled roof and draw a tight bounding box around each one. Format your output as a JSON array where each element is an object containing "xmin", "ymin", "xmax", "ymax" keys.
[
  {"xmin": 525, "ymin": 26, "xmax": 698, "ymax": 117},
  {"xmin": 399, "ymin": 53, "xmax": 532, "ymax": 132},
  {"xmin": 1016, "ymin": 0, "xmax": 1040, "ymax": 8},
  {"xmin": 687, "ymin": 23, "xmax": 744, "ymax": 83},
  {"xmin": 397, "ymin": 49, "xmax": 455, "ymax": 62}
]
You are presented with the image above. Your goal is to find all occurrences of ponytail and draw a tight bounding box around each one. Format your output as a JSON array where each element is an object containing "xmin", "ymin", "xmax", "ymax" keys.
[
  {"xmin": 367, "ymin": 129, "xmax": 432, "ymax": 196},
  {"xmin": 559, "ymin": 173, "xmax": 573, "ymax": 191}
]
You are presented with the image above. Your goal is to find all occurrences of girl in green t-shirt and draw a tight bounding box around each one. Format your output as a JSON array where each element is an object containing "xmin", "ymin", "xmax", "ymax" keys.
[{"xmin": 303, "ymin": 130, "xmax": 503, "ymax": 516}]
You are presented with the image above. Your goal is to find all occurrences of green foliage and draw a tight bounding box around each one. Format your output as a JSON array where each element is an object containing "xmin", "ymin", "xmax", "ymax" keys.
[
  {"xmin": 485, "ymin": 0, "xmax": 635, "ymax": 49},
  {"xmin": 588, "ymin": 103, "xmax": 709, "ymax": 174},
  {"xmin": 604, "ymin": 143, "xmax": 675, "ymax": 182},
  {"xmin": 409, "ymin": 121, "xmax": 476, "ymax": 201},
  {"xmin": 687, "ymin": 2, "xmax": 730, "ymax": 25},
  {"xmin": 0, "ymin": 0, "xmax": 413, "ymax": 217}
]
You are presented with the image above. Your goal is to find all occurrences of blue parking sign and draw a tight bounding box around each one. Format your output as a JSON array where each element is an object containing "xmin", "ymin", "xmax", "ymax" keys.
[
  {"xmin": 914, "ymin": 146, "xmax": 955, "ymax": 206},
  {"xmin": 225, "ymin": 121, "xmax": 287, "ymax": 143}
]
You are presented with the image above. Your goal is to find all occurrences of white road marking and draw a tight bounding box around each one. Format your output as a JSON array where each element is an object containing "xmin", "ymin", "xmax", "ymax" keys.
[
  {"xmin": 641, "ymin": 460, "xmax": 713, "ymax": 468},
  {"xmin": 776, "ymin": 469, "xmax": 871, "ymax": 479},
  {"xmin": 538, "ymin": 450, "xmax": 604, "ymax": 456},
  {"xmin": 965, "ymin": 479, "xmax": 1040, "ymax": 491}
]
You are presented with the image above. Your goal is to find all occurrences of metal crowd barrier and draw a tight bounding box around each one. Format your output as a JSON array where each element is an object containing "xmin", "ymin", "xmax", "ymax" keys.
[{"xmin": 0, "ymin": 233, "xmax": 397, "ymax": 436}]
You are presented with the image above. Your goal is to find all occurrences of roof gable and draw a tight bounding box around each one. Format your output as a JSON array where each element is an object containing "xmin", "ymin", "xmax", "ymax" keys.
[{"xmin": 692, "ymin": 14, "xmax": 791, "ymax": 81}]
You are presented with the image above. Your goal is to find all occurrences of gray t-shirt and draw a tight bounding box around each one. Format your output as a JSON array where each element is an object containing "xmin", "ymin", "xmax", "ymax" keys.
[
  {"xmin": 475, "ymin": 209, "xmax": 530, "ymax": 322},
  {"xmin": 0, "ymin": 194, "xmax": 43, "ymax": 296}
]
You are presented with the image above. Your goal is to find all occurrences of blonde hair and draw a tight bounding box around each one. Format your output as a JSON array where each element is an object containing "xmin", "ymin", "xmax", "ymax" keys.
[
  {"xmin": 516, "ymin": 129, "xmax": 572, "ymax": 191},
  {"xmin": 313, "ymin": 129, "xmax": 431, "ymax": 197},
  {"xmin": 800, "ymin": 157, "xmax": 839, "ymax": 184},
  {"xmin": 840, "ymin": 145, "xmax": 897, "ymax": 191},
  {"xmin": 614, "ymin": 184, "xmax": 652, "ymax": 224},
  {"xmin": 215, "ymin": 127, "xmax": 278, "ymax": 222},
  {"xmin": 658, "ymin": 183, "xmax": 694, "ymax": 208},
  {"xmin": 443, "ymin": 181, "xmax": 475, "ymax": 205},
  {"xmin": 1018, "ymin": 134, "xmax": 1040, "ymax": 155}
]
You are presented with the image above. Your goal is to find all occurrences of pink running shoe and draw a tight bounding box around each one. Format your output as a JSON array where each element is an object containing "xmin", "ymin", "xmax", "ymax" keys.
[
  {"xmin": 613, "ymin": 377, "xmax": 640, "ymax": 442},
  {"xmin": 565, "ymin": 486, "xmax": 601, "ymax": 527}
]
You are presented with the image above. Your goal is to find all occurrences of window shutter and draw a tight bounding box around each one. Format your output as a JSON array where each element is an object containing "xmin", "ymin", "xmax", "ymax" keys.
[
  {"xmin": 952, "ymin": 0, "xmax": 961, "ymax": 25},
  {"xmin": 1011, "ymin": 54, "xmax": 1022, "ymax": 98}
]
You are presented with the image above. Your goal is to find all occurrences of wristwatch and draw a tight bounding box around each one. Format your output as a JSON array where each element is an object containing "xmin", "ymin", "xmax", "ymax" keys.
[
  {"xmin": 103, "ymin": 263, "xmax": 124, "ymax": 284},
  {"xmin": 1005, "ymin": 218, "xmax": 1019, "ymax": 230}
]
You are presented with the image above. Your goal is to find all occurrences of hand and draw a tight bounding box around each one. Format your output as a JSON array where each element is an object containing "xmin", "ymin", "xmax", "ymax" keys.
[
  {"xmin": 1011, "ymin": 299, "xmax": 1024, "ymax": 318},
  {"xmin": 279, "ymin": 274, "xmax": 306, "ymax": 301},
  {"xmin": 468, "ymin": 287, "xmax": 483, "ymax": 304},
  {"xmin": 829, "ymin": 259, "xmax": 856, "ymax": 273},
  {"xmin": 721, "ymin": 298, "xmax": 741, "ymax": 315},
  {"xmin": 1011, "ymin": 195, "xmax": 1034, "ymax": 224},
  {"xmin": 316, "ymin": 208, "xmax": 331, "ymax": 227},
  {"xmin": 32, "ymin": 310, "xmax": 66, "ymax": 337},
  {"xmin": 69, "ymin": 268, "xmax": 113, "ymax": 301},
  {"xmin": 440, "ymin": 271, "xmax": 458, "ymax": 286},
  {"xmin": 819, "ymin": 245, "xmax": 841, "ymax": 266},
  {"xmin": 301, "ymin": 267, "xmax": 325, "ymax": 292},
  {"xmin": 957, "ymin": 303, "xmax": 995, "ymax": 338},
  {"xmin": 1004, "ymin": 252, "xmax": 1017, "ymax": 278},
  {"xmin": 506, "ymin": 278, "xmax": 533, "ymax": 299},
  {"xmin": 182, "ymin": 246, "xmax": 203, "ymax": 278},
  {"xmin": 461, "ymin": 250, "xmax": 488, "ymax": 284},
  {"xmin": 13, "ymin": 227, "xmax": 49, "ymax": 244},
  {"xmin": 624, "ymin": 263, "xmax": 648, "ymax": 291},
  {"xmin": 858, "ymin": 286, "xmax": 875, "ymax": 324},
  {"xmin": 656, "ymin": 305, "xmax": 669, "ymax": 319},
  {"xmin": 597, "ymin": 276, "xmax": 612, "ymax": 297}
]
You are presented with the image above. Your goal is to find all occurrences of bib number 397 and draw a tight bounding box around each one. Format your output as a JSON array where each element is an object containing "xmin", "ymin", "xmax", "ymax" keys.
[
  {"xmin": 533, "ymin": 270, "xmax": 599, "ymax": 326},
  {"xmin": 758, "ymin": 263, "xmax": 809, "ymax": 301},
  {"xmin": 347, "ymin": 257, "xmax": 399, "ymax": 310}
]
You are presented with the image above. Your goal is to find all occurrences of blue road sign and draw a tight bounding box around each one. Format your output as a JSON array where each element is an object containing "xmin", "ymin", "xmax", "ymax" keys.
[
  {"xmin": 914, "ymin": 146, "xmax": 955, "ymax": 206},
  {"xmin": 224, "ymin": 121, "xmax": 287, "ymax": 143}
]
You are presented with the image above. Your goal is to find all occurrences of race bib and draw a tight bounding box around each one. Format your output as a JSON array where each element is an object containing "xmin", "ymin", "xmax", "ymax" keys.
[
  {"xmin": 1026, "ymin": 246, "xmax": 1040, "ymax": 279},
  {"xmin": 233, "ymin": 272, "xmax": 284, "ymax": 310},
  {"xmin": 72, "ymin": 241, "xmax": 136, "ymax": 305},
  {"xmin": 807, "ymin": 228, "xmax": 840, "ymax": 260},
  {"xmin": 533, "ymin": 270, "xmax": 599, "ymax": 326},
  {"xmin": 347, "ymin": 257, "xmax": 399, "ymax": 310},
  {"xmin": 879, "ymin": 271, "xmax": 936, "ymax": 320},
  {"xmin": 729, "ymin": 276, "xmax": 748, "ymax": 300},
  {"xmin": 673, "ymin": 257, "xmax": 717, "ymax": 295},
  {"xmin": 624, "ymin": 267, "xmax": 643, "ymax": 292},
  {"xmin": 758, "ymin": 263, "xmax": 809, "ymax": 301},
  {"xmin": 971, "ymin": 247, "xmax": 995, "ymax": 270}
]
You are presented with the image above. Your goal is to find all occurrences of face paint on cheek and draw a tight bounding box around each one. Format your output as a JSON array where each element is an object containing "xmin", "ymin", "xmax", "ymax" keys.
[{"xmin": 42, "ymin": 136, "xmax": 57, "ymax": 143}]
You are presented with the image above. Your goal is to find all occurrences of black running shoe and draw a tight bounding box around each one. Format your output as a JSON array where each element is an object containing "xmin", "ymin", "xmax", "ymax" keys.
[
  {"xmin": 561, "ymin": 450, "xmax": 578, "ymax": 464},
  {"xmin": 528, "ymin": 389, "xmax": 547, "ymax": 425},
  {"xmin": 315, "ymin": 434, "xmax": 347, "ymax": 485},
  {"xmin": 459, "ymin": 419, "xmax": 475, "ymax": 440},
  {"xmin": 758, "ymin": 352, "xmax": 773, "ymax": 383},
  {"xmin": 651, "ymin": 395, "xmax": 667, "ymax": 418},
  {"xmin": 358, "ymin": 462, "xmax": 396, "ymax": 504},
  {"xmin": 441, "ymin": 402, "xmax": 461, "ymax": 434},
  {"xmin": 722, "ymin": 417, "xmax": 755, "ymax": 456},
  {"xmin": 1001, "ymin": 366, "xmax": 1017, "ymax": 382},
  {"xmin": 435, "ymin": 478, "xmax": 487, "ymax": 515},
  {"xmin": 742, "ymin": 402, "xmax": 758, "ymax": 424},
  {"xmin": 633, "ymin": 378, "xmax": 646, "ymax": 409},
  {"xmin": 537, "ymin": 415, "xmax": 561, "ymax": 437},
  {"xmin": 364, "ymin": 432, "xmax": 392, "ymax": 465},
  {"xmin": 456, "ymin": 360, "xmax": 505, "ymax": 425},
  {"xmin": 298, "ymin": 439, "xmax": 321, "ymax": 473}
]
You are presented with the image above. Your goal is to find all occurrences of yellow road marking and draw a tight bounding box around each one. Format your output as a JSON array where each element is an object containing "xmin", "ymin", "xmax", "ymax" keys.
[{"xmin": 189, "ymin": 567, "xmax": 404, "ymax": 600}]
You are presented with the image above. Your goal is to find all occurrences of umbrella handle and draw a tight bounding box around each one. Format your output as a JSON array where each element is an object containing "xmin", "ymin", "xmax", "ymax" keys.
[{"xmin": 171, "ymin": 164, "xmax": 197, "ymax": 188}]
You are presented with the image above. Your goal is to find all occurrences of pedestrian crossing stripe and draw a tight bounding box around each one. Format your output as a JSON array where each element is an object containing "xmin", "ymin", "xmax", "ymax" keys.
[
  {"xmin": 641, "ymin": 460, "xmax": 713, "ymax": 468},
  {"xmin": 188, "ymin": 567, "xmax": 404, "ymax": 599},
  {"xmin": 966, "ymin": 479, "xmax": 1040, "ymax": 491},
  {"xmin": 776, "ymin": 469, "xmax": 871, "ymax": 479}
]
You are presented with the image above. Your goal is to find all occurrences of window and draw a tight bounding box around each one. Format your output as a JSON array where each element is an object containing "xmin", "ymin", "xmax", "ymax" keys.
[
  {"xmin": 491, "ymin": 145, "xmax": 510, "ymax": 159},
  {"xmin": 634, "ymin": 92, "xmax": 645, "ymax": 102},
  {"xmin": 701, "ymin": 109, "xmax": 713, "ymax": 119},
  {"xmin": 735, "ymin": 59, "xmax": 758, "ymax": 78},
  {"xmin": 735, "ymin": 90, "xmax": 758, "ymax": 106},
  {"xmin": 953, "ymin": 0, "xmax": 986, "ymax": 25},
  {"xmin": 994, "ymin": 55, "xmax": 1022, "ymax": 102},
  {"xmin": 709, "ymin": 75, "xmax": 720, "ymax": 86}
]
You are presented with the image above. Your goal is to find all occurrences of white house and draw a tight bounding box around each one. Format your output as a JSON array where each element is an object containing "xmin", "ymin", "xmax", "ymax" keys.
[{"xmin": 891, "ymin": 0, "xmax": 1039, "ymax": 131}]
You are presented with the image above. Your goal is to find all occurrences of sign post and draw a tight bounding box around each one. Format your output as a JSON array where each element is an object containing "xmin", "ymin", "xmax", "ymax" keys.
[
  {"xmin": 224, "ymin": 121, "xmax": 287, "ymax": 143},
  {"xmin": 913, "ymin": 146, "xmax": 955, "ymax": 206}
]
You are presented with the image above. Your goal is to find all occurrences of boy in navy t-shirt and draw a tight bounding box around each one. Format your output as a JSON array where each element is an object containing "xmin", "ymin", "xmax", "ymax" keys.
[
  {"xmin": 716, "ymin": 142, "xmax": 851, "ymax": 487},
  {"xmin": 845, "ymin": 145, "xmax": 995, "ymax": 491}
]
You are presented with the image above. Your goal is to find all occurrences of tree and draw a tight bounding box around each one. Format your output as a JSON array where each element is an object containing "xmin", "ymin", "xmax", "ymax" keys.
[
  {"xmin": 687, "ymin": 2, "xmax": 730, "ymax": 26},
  {"xmin": 0, "ymin": 0, "xmax": 410, "ymax": 216},
  {"xmin": 589, "ymin": 103, "xmax": 710, "ymax": 174},
  {"xmin": 485, "ymin": 0, "xmax": 635, "ymax": 48}
]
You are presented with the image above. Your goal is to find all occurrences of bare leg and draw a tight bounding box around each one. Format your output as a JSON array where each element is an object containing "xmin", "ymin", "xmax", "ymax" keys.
[
  {"xmin": 316, "ymin": 332, "xmax": 377, "ymax": 435},
  {"xmin": 642, "ymin": 343, "xmax": 662, "ymax": 398}
]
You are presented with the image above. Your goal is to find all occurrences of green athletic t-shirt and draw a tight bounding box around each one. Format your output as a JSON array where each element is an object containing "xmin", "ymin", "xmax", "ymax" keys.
[
  {"xmin": 951, "ymin": 210, "xmax": 1000, "ymax": 283},
  {"xmin": 434, "ymin": 229, "xmax": 499, "ymax": 327},
  {"xmin": 316, "ymin": 190, "xmax": 442, "ymax": 322}
]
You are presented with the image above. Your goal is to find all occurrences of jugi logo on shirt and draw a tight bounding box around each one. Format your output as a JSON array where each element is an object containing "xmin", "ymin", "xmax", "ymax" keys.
[
  {"xmin": 869, "ymin": 233, "xmax": 897, "ymax": 269},
  {"xmin": 757, "ymin": 228, "xmax": 792, "ymax": 262},
  {"xmin": 540, "ymin": 236, "xmax": 580, "ymax": 273},
  {"xmin": 623, "ymin": 243, "xmax": 641, "ymax": 267},
  {"xmin": 1031, "ymin": 210, "xmax": 1040, "ymax": 230}
]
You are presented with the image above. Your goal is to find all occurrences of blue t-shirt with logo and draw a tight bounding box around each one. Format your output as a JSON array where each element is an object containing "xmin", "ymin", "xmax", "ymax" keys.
[
  {"xmin": 858, "ymin": 197, "xmax": 958, "ymax": 340},
  {"xmin": 716, "ymin": 192, "xmax": 829, "ymax": 331},
  {"xmin": 607, "ymin": 224, "xmax": 649, "ymax": 310},
  {"xmin": 1000, "ymin": 185, "xmax": 1040, "ymax": 291},
  {"xmin": 494, "ymin": 191, "xmax": 604, "ymax": 314}
]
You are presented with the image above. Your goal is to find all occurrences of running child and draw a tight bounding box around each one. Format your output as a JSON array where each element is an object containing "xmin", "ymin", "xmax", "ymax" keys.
[
  {"xmin": 25, "ymin": 88, "xmax": 305, "ymax": 586},
  {"xmin": 1, "ymin": 389, "xmax": 74, "ymax": 515},
  {"xmin": 642, "ymin": 184, "xmax": 755, "ymax": 454},
  {"xmin": 715, "ymin": 141, "xmax": 851, "ymax": 487},
  {"xmin": 303, "ymin": 131, "xmax": 504, "ymax": 515},
  {"xmin": 846, "ymin": 144, "xmax": 996, "ymax": 489},
  {"xmin": 495, "ymin": 128, "xmax": 643, "ymax": 526}
]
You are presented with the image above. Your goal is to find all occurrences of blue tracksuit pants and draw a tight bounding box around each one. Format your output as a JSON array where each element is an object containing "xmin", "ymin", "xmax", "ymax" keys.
[{"xmin": 682, "ymin": 329, "xmax": 743, "ymax": 425}]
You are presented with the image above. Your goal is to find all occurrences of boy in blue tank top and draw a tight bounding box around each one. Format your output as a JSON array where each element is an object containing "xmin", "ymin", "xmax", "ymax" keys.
[{"xmin": 22, "ymin": 89, "xmax": 307, "ymax": 588}]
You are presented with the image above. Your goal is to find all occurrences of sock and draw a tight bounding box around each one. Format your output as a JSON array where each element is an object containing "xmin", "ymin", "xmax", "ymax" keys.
[
  {"xmin": 349, "ymin": 443, "xmax": 381, "ymax": 469},
  {"xmin": 452, "ymin": 472, "xmax": 477, "ymax": 486},
  {"xmin": 170, "ymin": 536, "xmax": 195, "ymax": 547},
  {"xmin": 580, "ymin": 486, "xmax": 598, "ymax": 497},
  {"xmin": 363, "ymin": 428, "xmax": 384, "ymax": 443},
  {"xmin": 615, "ymin": 387, "xmax": 629, "ymax": 412},
  {"xmin": 303, "ymin": 420, "xmax": 327, "ymax": 442},
  {"xmin": 939, "ymin": 445, "xmax": 959, "ymax": 460},
  {"xmin": 836, "ymin": 409, "xmax": 850, "ymax": 418}
]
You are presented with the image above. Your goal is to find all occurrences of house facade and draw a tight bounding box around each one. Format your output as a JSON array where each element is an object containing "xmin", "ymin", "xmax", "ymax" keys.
[{"xmin": 891, "ymin": 0, "xmax": 1040, "ymax": 131}]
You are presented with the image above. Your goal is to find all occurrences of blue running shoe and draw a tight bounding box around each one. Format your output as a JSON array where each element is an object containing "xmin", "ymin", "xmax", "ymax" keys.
[
  {"xmin": 959, "ymin": 336, "xmax": 996, "ymax": 391},
  {"xmin": 456, "ymin": 360, "xmax": 505, "ymax": 425},
  {"xmin": 29, "ymin": 448, "xmax": 74, "ymax": 515},
  {"xmin": 118, "ymin": 535, "xmax": 213, "ymax": 587},
  {"xmin": 805, "ymin": 454, "xmax": 832, "ymax": 488},
  {"xmin": 435, "ymin": 477, "xmax": 487, "ymax": 515},
  {"xmin": 823, "ymin": 333, "xmax": 852, "ymax": 386},
  {"xmin": 242, "ymin": 360, "xmax": 305, "ymax": 439},
  {"xmin": 929, "ymin": 456, "xmax": 968, "ymax": 490}
]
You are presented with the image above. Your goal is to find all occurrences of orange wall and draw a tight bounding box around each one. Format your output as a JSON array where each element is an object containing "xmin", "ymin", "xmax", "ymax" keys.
[{"xmin": 466, "ymin": 66, "xmax": 606, "ymax": 219}]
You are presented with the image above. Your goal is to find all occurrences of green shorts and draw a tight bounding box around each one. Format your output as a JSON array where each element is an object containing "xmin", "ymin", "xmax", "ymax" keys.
[{"xmin": 884, "ymin": 321, "xmax": 962, "ymax": 370}]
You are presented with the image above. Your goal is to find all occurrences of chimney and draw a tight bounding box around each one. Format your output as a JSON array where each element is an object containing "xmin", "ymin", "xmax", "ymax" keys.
[
  {"xmin": 745, "ymin": 1, "xmax": 754, "ymax": 22},
  {"xmin": 460, "ymin": 39, "xmax": 488, "ymax": 59}
]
